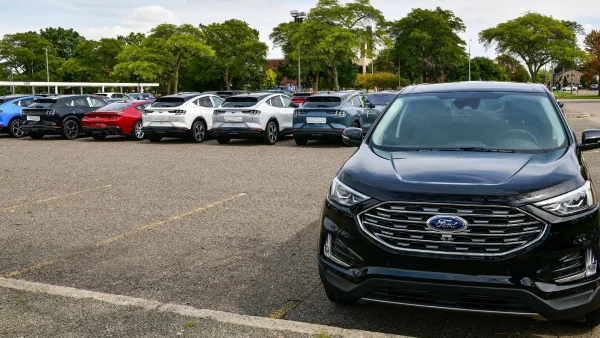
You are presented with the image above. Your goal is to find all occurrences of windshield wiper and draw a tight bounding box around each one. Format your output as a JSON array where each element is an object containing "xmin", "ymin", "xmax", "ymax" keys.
[{"xmin": 416, "ymin": 147, "xmax": 515, "ymax": 153}]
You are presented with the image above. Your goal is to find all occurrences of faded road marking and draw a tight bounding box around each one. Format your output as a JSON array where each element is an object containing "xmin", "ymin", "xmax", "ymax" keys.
[
  {"xmin": 3, "ymin": 184, "xmax": 113, "ymax": 212},
  {"xmin": 0, "ymin": 278, "xmax": 404, "ymax": 338},
  {"xmin": 267, "ymin": 300, "xmax": 301, "ymax": 319},
  {"xmin": 0, "ymin": 193, "xmax": 247, "ymax": 278}
]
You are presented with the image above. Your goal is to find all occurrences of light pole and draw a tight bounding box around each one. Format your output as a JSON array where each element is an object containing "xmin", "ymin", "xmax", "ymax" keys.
[
  {"xmin": 290, "ymin": 10, "xmax": 306, "ymax": 93},
  {"xmin": 43, "ymin": 48, "xmax": 49, "ymax": 93},
  {"xmin": 468, "ymin": 39, "xmax": 472, "ymax": 81}
]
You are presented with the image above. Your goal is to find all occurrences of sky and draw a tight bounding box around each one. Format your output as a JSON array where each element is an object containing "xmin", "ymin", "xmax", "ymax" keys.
[{"xmin": 1, "ymin": 0, "xmax": 599, "ymax": 61}]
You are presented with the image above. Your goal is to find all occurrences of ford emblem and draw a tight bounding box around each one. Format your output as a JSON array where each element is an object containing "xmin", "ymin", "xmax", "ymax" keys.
[{"xmin": 426, "ymin": 215, "xmax": 468, "ymax": 232}]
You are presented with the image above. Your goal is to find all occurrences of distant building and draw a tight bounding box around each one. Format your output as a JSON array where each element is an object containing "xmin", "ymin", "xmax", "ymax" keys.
[
  {"xmin": 266, "ymin": 58, "xmax": 297, "ymax": 87},
  {"xmin": 555, "ymin": 69, "xmax": 582, "ymax": 85}
]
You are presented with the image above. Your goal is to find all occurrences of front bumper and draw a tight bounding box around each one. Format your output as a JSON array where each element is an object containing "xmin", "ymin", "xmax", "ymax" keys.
[
  {"xmin": 320, "ymin": 258, "xmax": 600, "ymax": 320},
  {"xmin": 142, "ymin": 126, "xmax": 190, "ymax": 138},
  {"xmin": 319, "ymin": 199, "xmax": 600, "ymax": 321}
]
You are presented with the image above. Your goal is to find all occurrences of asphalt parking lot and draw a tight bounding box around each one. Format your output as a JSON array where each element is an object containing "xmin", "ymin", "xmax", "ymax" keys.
[{"xmin": 2, "ymin": 101, "xmax": 600, "ymax": 337}]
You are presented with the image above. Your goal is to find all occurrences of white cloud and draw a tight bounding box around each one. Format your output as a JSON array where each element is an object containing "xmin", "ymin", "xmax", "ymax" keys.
[{"xmin": 85, "ymin": 5, "xmax": 176, "ymax": 40}]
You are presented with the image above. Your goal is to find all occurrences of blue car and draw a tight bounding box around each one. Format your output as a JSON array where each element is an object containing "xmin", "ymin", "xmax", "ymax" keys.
[
  {"xmin": 292, "ymin": 91, "xmax": 378, "ymax": 145},
  {"xmin": 0, "ymin": 95, "xmax": 40, "ymax": 138}
]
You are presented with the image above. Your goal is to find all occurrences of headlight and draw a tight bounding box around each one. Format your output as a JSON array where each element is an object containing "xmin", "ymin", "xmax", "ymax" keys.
[
  {"xmin": 535, "ymin": 181, "xmax": 596, "ymax": 216},
  {"xmin": 329, "ymin": 177, "xmax": 370, "ymax": 206}
]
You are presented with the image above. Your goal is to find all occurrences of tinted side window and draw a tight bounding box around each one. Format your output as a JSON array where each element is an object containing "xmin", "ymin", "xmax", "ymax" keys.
[
  {"xmin": 281, "ymin": 96, "xmax": 293, "ymax": 107},
  {"xmin": 350, "ymin": 96, "xmax": 362, "ymax": 107},
  {"xmin": 90, "ymin": 97, "xmax": 106, "ymax": 108},
  {"xmin": 113, "ymin": 94, "xmax": 123, "ymax": 98},
  {"xmin": 270, "ymin": 96, "xmax": 284, "ymax": 108},
  {"xmin": 212, "ymin": 96, "xmax": 224, "ymax": 107},
  {"xmin": 197, "ymin": 97, "xmax": 213, "ymax": 108},
  {"xmin": 68, "ymin": 98, "xmax": 89, "ymax": 107}
]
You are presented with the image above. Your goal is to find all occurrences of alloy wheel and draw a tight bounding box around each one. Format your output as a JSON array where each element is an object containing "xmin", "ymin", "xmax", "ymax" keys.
[
  {"xmin": 10, "ymin": 119, "xmax": 24, "ymax": 138},
  {"xmin": 134, "ymin": 122, "xmax": 144, "ymax": 140},
  {"xmin": 268, "ymin": 123, "xmax": 277, "ymax": 143},
  {"xmin": 194, "ymin": 122, "xmax": 205, "ymax": 142},
  {"xmin": 64, "ymin": 121, "xmax": 79, "ymax": 139}
]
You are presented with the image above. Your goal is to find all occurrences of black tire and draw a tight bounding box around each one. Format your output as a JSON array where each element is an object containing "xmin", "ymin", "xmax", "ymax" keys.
[
  {"xmin": 294, "ymin": 137, "xmax": 308, "ymax": 146},
  {"xmin": 8, "ymin": 118, "xmax": 25, "ymax": 138},
  {"xmin": 92, "ymin": 134, "xmax": 106, "ymax": 141},
  {"xmin": 264, "ymin": 121, "xmax": 278, "ymax": 145},
  {"xmin": 130, "ymin": 121, "xmax": 144, "ymax": 140},
  {"xmin": 29, "ymin": 133, "xmax": 44, "ymax": 139},
  {"xmin": 351, "ymin": 121, "xmax": 360, "ymax": 128},
  {"xmin": 62, "ymin": 120, "xmax": 80, "ymax": 140},
  {"xmin": 216, "ymin": 137, "xmax": 230, "ymax": 144},
  {"xmin": 148, "ymin": 135, "xmax": 162, "ymax": 143},
  {"xmin": 324, "ymin": 286, "xmax": 357, "ymax": 305},
  {"xmin": 190, "ymin": 120, "xmax": 206, "ymax": 143}
]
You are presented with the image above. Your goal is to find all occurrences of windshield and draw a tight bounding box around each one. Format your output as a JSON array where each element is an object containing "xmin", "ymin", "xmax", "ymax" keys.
[
  {"xmin": 221, "ymin": 97, "xmax": 259, "ymax": 108},
  {"xmin": 370, "ymin": 92, "xmax": 567, "ymax": 153},
  {"xmin": 96, "ymin": 102, "xmax": 136, "ymax": 111},
  {"xmin": 302, "ymin": 96, "xmax": 342, "ymax": 108},
  {"xmin": 151, "ymin": 97, "xmax": 186, "ymax": 108},
  {"xmin": 367, "ymin": 93, "xmax": 396, "ymax": 106}
]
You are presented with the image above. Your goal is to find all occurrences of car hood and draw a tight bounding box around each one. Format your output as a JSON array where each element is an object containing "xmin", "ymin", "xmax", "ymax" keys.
[{"xmin": 337, "ymin": 144, "xmax": 586, "ymax": 206}]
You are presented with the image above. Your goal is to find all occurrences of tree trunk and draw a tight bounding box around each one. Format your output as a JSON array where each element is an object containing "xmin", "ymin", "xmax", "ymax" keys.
[
  {"xmin": 225, "ymin": 68, "xmax": 231, "ymax": 90},
  {"xmin": 172, "ymin": 58, "xmax": 182, "ymax": 94},
  {"xmin": 315, "ymin": 72, "xmax": 320, "ymax": 92},
  {"xmin": 332, "ymin": 63, "xmax": 339, "ymax": 91}
]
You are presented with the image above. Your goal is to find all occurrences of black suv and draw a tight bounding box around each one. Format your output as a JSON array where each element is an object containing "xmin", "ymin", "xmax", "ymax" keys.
[
  {"xmin": 21, "ymin": 95, "xmax": 107, "ymax": 139},
  {"xmin": 319, "ymin": 82, "xmax": 600, "ymax": 323}
]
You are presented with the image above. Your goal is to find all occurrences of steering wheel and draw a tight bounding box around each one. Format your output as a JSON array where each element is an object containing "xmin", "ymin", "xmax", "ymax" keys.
[{"xmin": 495, "ymin": 129, "xmax": 538, "ymax": 145}]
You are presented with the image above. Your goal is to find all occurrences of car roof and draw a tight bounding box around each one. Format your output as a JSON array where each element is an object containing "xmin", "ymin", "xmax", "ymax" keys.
[
  {"xmin": 0, "ymin": 95, "xmax": 33, "ymax": 100},
  {"xmin": 310, "ymin": 91, "xmax": 352, "ymax": 98},
  {"xmin": 231, "ymin": 92, "xmax": 272, "ymax": 98},
  {"xmin": 402, "ymin": 81, "xmax": 546, "ymax": 94}
]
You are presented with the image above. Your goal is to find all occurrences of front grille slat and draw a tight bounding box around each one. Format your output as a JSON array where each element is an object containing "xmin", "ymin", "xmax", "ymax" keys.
[{"xmin": 359, "ymin": 202, "xmax": 547, "ymax": 257}]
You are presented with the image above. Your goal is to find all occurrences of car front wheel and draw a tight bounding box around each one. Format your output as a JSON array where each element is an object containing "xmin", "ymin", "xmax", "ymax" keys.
[
  {"xmin": 294, "ymin": 137, "xmax": 307, "ymax": 145},
  {"xmin": 92, "ymin": 134, "xmax": 106, "ymax": 141},
  {"xmin": 29, "ymin": 133, "xmax": 44, "ymax": 139},
  {"xmin": 148, "ymin": 135, "xmax": 162, "ymax": 143},
  {"xmin": 216, "ymin": 137, "xmax": 230, "ymax": 144}
]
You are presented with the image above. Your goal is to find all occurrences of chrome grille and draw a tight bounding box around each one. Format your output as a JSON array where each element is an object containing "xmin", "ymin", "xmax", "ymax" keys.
[{"xmin": 358, "ymin": 202, "xmax": 547, "ymax": 257}]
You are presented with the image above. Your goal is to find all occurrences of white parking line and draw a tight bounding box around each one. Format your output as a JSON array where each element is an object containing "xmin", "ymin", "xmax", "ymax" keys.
[{"xmin": 0, "ymin": 278, "xmax": 408, "ymax": 338}]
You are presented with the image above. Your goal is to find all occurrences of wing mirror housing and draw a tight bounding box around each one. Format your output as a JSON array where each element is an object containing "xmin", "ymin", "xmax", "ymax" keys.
[
  {"xmin": 342, "ymin": 127, "xmax": 363, "ymax": 147},
  {"xmin": 557, "ymin": 100, "xmax": 564, "ymax": 108},
  {"xmin": 290, "ymin": 102, "xmax": 299, "ymax": 108},
  {"xmin": 579, "ymin": 129, "xmax": 600, "ymax": 151}
]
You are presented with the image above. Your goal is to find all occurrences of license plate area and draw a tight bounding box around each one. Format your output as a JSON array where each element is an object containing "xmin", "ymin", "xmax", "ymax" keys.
[
  {"xmin": 306, "ymin": 117, "xmax": 326, "ymax": 124},
  {"xmin": 27, "ymin": 116, "xmax": 40, "ymax": 121},
  {"xmin": 224, "ymin": 116, "xmax": 243, "ymax": 122}
]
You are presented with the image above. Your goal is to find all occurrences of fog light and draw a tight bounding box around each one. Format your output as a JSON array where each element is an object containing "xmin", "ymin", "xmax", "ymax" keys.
[
  {"xmin": 556, "ymin": 248, "xmax": 597, "ymax": 284},
  {"xmin": 323, "ymin": 233, "xmax": 350, "ymax": 268}
]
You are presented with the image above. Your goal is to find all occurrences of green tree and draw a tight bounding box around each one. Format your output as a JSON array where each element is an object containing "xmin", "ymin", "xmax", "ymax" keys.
[
  {"xmin": 468, "ymin": 57, "xmax": 510, "ymax": 81},
  {"xmin": 263, "ymin": 69, "xmax": 277, "ymax": 89},
  {"xmin": 0, "ymin": 32, "xmax": 63, "ymax": 84},
  {"xmin": 115, "ymin": 24, "xmax": 213, "ymax": 94},
  {"xmin": 61, "ymin": 38, "xmax": 125, "ymax": 82},
  {"xmin": 117, "ymin": 32, "xmax": 146, "ymax": 46},
  {"xmin": 372, "ymin": 48, "xmax": 398, "ymax": 74},
  {"xmin": 496, "ymin": 55, "xmax": 530, "ymax": 82},
  {"xmin": 39, "ymin": 27, "xmax": 85, "ymax": 60},
  {"xmin": 583, "ymin": 30, "xmax": 600, "ymax": 95},
  {"xmin": 479, "ymin": 13, "xmax": 580, "ymax": 82},
  {"xmin": 201, "ymin": 19, "xmax": 267, "ymax": 90},
  {"xmin": 389, "ymin": 7, "xmax": 466, "ymax": 83}
]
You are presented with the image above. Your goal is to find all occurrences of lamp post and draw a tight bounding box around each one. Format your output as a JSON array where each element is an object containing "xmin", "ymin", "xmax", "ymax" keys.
[
  {"xmin": 290, "ymin": 10, "xmax": 306, "ymax": 93},
  {"xmin": 468, "ymin": 39, "xmax": 472, "ymax": 81},
  {"xmin": 43, "ymin": 48, "xmax": 49, "ymax": 93}
]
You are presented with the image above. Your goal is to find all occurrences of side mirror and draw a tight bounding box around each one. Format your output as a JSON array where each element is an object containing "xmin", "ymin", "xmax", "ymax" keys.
[
  {"xmin": 579, "ymin": 129, "xmax": 600, "ymax": 151},
  {"xmin": 368, "ymin": 103, "xmax": 376, "ymax": 109},
  {"xmin": 342, "ymin": 127, "xmax": 363, "ymax": 147},
  {"xmin": 557, "ymin": 100, "xmax": 564, "ymax": 108},
  {"xmin": 290, "ymin": 102, "xmax": 299, "ymax": 108}
]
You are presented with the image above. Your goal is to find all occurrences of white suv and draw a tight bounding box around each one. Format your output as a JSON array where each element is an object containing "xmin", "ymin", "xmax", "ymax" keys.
[
  {"xmin": 142, "ymin": 93, "xmax": 223, "ymax": 143},
  {"xmin": 212, "ymin": 93, "xmax": 298, "ymax": 145}
]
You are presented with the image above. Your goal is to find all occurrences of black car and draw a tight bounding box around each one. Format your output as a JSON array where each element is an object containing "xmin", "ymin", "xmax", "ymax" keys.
[
  {"xmin": 319, "ymin": 82, "xmax": 600, "ymax": 324},
  {"xmin": 21, "ymin": 95, "xmax": 107, "ymax": 139}
]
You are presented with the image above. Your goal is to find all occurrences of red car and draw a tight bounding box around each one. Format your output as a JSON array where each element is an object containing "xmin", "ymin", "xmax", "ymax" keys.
[
  {"xmin": 82, "ymin": 100, "xmax": 152, "ymax": 140},
  {"xmin": 291, "ymin": 92, "xmax": 314, "ymax": 104}
]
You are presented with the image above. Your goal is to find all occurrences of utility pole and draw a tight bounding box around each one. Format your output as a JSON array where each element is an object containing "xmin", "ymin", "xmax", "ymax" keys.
[
  {"xmin": 290, "ymin": 10, "xmax": 306, "ymax": 93},
  {"xmin": 43, "ymin": 48, "xmax": 50, "ymax": 93},
  {"xmin": 398, "ymin": 56, "xmax": 401, "ymax": 89},
  {"xmin": 468, "ymin": 39, "xmax": 472, "ymax": 81}
]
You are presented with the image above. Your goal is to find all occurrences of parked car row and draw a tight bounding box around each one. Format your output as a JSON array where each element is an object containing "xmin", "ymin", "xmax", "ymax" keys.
[{"xmin": 0, "ymin": 90, "xmax": 396, "ymax": 144}]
